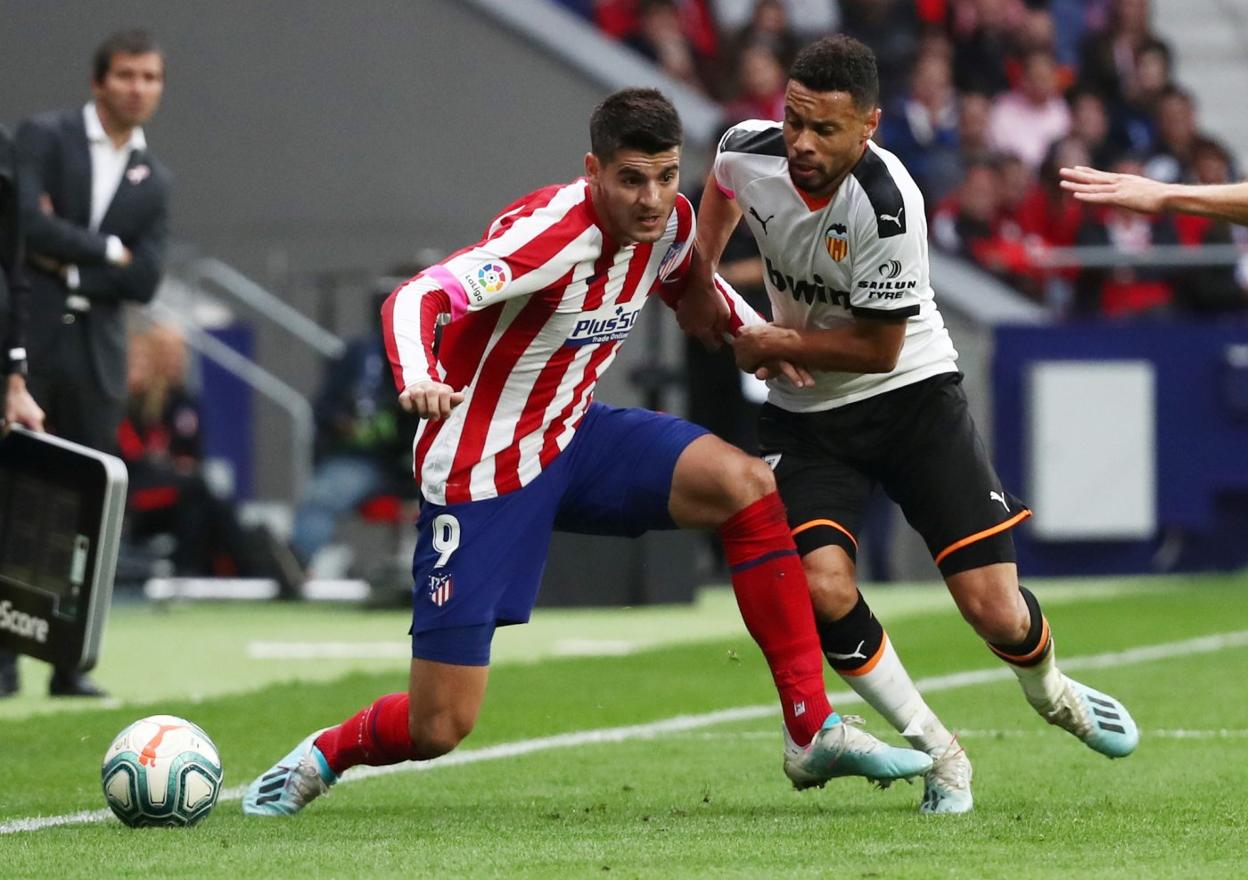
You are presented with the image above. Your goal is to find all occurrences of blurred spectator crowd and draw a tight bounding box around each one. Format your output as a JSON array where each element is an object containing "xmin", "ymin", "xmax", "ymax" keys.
[{"xmin": 553, "ymin": 0, "xmax": 1248, "ymax": 319}]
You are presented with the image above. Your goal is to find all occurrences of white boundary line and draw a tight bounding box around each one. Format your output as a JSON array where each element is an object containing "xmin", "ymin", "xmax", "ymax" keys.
[{"xmin": 4, "ymin": 629, "xmax": 1246, "ymax": 835}]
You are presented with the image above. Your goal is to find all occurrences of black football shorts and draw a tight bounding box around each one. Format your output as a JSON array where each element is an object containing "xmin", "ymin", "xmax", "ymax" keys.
[{"xmin": 757, "ymin": 372, "xmax": 1030, "ymax": 577}]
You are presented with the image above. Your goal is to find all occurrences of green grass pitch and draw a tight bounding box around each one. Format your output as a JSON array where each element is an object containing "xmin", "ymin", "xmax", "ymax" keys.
[{"xmin": 2, "ymin": 574, "xmax": 1246, "ymax": 878}]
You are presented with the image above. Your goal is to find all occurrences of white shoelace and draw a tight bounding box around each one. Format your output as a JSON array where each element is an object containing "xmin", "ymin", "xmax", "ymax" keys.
[
  {"xmin": 927, "ymin": 738, "xmax": 971, "ymax": 791},
  {"xmin": 1044, "ymin": 678, "xmax": 1094, "ymax": 738}
]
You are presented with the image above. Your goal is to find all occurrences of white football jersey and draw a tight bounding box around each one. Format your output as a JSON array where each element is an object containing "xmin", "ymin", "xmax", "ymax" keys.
[{"xmin": 714, "ymin": 120, "xmax": 959, "ymax": 412}]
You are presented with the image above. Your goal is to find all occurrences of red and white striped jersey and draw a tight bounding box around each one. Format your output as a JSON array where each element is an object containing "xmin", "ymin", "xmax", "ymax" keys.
[{"xmin": 382, "ymin": 178, "xmax": 758, "ymax": 506}]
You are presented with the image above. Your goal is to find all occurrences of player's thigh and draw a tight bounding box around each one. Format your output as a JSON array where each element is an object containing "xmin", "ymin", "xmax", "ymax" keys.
[
  {"xmin": 553, "ymin": 403, "xmax": 709, "ymax": 537},
  {"xmin": 410, "ymin": 473, "xmax": 564, "ymax": 654},
  {"xmin": 878, "ymin": 377, "xmax": 1030, "ymax": 578},
  {"xmin": 758, "ymin": 406, "xmax": 874, "ymax": 564}
]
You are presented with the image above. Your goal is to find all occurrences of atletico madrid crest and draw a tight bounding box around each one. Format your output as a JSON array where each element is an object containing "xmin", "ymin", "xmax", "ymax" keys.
[
  {"xmin": 825, "ymin": 223, "xmax": 849, "ymax": 262},
  {"xmin": 427, "ymin": 572, "xmax": 454, "ymax": 607}
]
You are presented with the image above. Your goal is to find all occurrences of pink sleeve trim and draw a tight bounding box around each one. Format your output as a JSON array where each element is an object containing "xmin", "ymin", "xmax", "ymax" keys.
[
  {"xmin": 427, "ymin": 265, "xmax": 469, "ymax": 320},
  {"xmin": 714, "ymin": 177, "xmax": 735, "ymax": 200}
]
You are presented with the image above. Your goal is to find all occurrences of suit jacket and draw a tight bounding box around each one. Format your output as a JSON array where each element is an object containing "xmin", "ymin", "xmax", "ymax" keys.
[
  {"xmin": 0, "ymin": 124, "xmax": 30, "ymax": 371},
  {"xmin": 17, "ymin": 108, "xmax": 170, "ymax": 400}
]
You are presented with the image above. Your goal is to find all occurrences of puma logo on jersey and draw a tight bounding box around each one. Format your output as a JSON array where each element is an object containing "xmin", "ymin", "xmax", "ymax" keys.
[
  {"xmin": 749, "ymin": 207, "xmax": 775, "ymax": 234},
  {"xmin": 989, "ymin": 491, "xmax": 1010, "ymax": 512},
  {"xmin": 825, "ymin": 640, "xmax": 868, "ymax": 662},
  {"xmin": 879, "ymin": 206, "xmax": 904, "ymax": 227}
]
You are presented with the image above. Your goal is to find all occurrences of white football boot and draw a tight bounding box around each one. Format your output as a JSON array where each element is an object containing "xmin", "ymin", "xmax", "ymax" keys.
[{"xmin": 919, "ymin": 738, "xmax": 973, "ymax": 814}]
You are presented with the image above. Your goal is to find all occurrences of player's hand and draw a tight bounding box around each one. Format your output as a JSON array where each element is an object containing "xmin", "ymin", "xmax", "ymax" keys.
[
  {"xmin": 755, "ymin": 359, "xmax": 814, "ymax": 389},
  {"xmin": 1059, "ymin": 166, "xmax": 1169, "ymax": 214},
  {"xmin": 732, "ymin": 323, "xmax": 796, "ymax": 371},
  {"xmin": 28, "ymin": 253, "xmax": 62, "ymax": 275},
  {"xmin": 676, "ymin": 267, "xmax": 730, "ymax": 350},
  {"xmin": 3, "ymin": 375, "xmax": 46, "ymax": 433},
  {"xmin": 398, "ymin": 380, "xmax": 465, "ymax": 421}
]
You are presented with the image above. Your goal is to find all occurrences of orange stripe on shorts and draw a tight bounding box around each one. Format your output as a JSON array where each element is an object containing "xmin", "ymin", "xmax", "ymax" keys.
[
  {"xmin": 791, "ymin": 518, "xmax": 858, "ymax": 551},
  {"xmin": 934, "ymin": 509, "xmax": 1032, "ymax": 567}
]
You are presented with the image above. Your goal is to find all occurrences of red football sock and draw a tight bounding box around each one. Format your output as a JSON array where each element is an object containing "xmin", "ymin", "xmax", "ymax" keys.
[
  {"xmin": 314, "ymin": 693, "xmax": 415, "ymax": 774},
  {"xmin": 720, "ymin": 492, "xmax": 832, "ymax": 747}
]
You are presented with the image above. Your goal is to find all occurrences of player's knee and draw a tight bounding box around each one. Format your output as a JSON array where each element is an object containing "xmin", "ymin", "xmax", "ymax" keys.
[
  {"xmin": 957, "ymin": 592, "xmax": 1028, "ymax": 643},
  {"xmin": 407, "ymin": 709, "xmax": 475, "ymax": 760},
  {"xmin": 722, "ymin": 454, "xmax": 776, "ymax": 510},
  {"xmin": 804, "ymin": 559, "xmax": 858, "ymax": 618}
]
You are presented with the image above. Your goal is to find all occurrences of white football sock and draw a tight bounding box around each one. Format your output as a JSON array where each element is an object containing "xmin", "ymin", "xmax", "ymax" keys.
[
  {"xmin": 1008, "ymin": 638, "xmax": 1066, "ymax": 710},
  {"xmin": 837, "ymin": 633, "xmax": 955, "ymax": 755}
]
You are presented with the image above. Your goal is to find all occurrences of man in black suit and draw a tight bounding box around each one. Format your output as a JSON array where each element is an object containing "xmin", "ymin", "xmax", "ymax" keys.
[
  {"xmin": 1, "ymin": 125, "xmax": 47, "ymax": 698},
  {"xmin": 1, "ymin": 125, "xmax": 45, "ymax": 437},
  {"xmin": 0, "ymin": 29, "xmax": 170, "ymax": 697}
]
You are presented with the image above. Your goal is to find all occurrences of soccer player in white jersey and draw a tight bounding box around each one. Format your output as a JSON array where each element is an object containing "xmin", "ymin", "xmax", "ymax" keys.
[
  {"xmin": 243, "ymin": 88, "xmax": 933, "ymax": 818},
  {"xmin": 684, "ymin": 37, "xmax": 1139, "ymax": 814}
]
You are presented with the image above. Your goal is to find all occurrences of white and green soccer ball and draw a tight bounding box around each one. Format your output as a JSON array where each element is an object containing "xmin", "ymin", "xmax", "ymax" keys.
[{"xmin": 101, "ymin": 714, "xmax": 223, "ymax": 827}]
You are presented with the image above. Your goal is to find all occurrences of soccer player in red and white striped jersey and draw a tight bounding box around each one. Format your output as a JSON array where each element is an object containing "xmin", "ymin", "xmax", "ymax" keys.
[{"xmin": 244, "ymin": 89, "xmax": 932, "ymax": 818}]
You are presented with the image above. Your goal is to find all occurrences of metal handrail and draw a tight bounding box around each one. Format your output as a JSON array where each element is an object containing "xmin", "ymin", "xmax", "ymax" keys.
[
  {"xmin": 188, "ymin": 257, "xmax": 346, "ymax": 360},
  {"xmin": 460, "ymin": 0, "xmax": 724, "ymax": 147},
  {"xmin": 1036, "ymin": 244, "xmax": 1246, "ymax": 270},
  {"xmin": 148, "ymin": 300, "xmax": 316, "ymax": 495}
]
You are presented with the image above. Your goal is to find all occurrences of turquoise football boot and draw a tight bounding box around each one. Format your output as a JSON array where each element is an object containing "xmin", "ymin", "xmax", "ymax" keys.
[
  {"xmin": 1038, "ymin": 675, "xmax": 1139, "ymax": 758},
  {"xmin": 243, "ymin": 729, "xmax": 338, "ymax": 816},
  {"xmin": 783, "ymin": 713, "xmax": 934, "ymax": 790}
]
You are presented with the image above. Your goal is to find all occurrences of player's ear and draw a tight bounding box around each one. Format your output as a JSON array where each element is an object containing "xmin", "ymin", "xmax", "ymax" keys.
[
  {"xmin": 863, "ymin": 107, "xmax": 881, "ymax": 142},
  {"xmin": 584, "ymin": 152, "xmax": 600, "ymax": 182}
]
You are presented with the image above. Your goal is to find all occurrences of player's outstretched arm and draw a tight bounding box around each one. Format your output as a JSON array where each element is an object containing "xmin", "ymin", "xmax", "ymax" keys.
[
  {"xmin": 1060, "ymin": 165, "xmax": 1248, "ymax": 225},
  {"xmin": 398, "ymin": 379, "xmax": 464, "ymax": 421},
  {"xmin": 678, "ymin": 170, "xmax": 746, "ymax": 348}
]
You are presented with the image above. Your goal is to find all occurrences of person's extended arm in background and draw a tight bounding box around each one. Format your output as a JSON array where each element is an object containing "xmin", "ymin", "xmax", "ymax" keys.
[
  {"xmin": 1060, "ymin": 165, "xmax": 1248, "ymax": 226},
  {"xmin": 0, "ymin": 125, "xmax": 45, "ymax": 432}
]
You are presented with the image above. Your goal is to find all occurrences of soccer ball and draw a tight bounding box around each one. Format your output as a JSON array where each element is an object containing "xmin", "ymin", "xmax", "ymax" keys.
[{"xmin": 101, "ymin": 714, "xmax": 223, "ymax": 827}]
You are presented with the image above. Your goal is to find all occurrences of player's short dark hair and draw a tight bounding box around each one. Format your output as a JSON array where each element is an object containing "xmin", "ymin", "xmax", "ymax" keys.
[
  {"xmin": 590, "ymin": 88, "xmax": 683, "ymax": 161},
  {"xmin": 93, "ymin": 29, "xmax": 163, "ymax": 83},
  {"xmin": 789, "ymin": 35, "xmax": 879, "ymax": 110}
]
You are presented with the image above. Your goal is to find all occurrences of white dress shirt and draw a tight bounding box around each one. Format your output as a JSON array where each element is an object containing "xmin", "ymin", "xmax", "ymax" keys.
[{"xmin": 66, "ymin": 102, "xmax": 147, "ymax": 301}]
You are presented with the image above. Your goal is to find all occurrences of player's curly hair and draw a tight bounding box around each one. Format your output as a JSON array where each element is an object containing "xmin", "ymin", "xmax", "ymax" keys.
[
  {"xmin": 590, "ymin": 88, "xmax": 682, "ymax": 161},
  {"xmin": 789, "ymin": 35, "xmax": 879, "ymax": 110}
]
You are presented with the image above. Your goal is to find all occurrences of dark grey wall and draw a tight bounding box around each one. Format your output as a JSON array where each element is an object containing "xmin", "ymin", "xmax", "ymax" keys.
[
  {"xmin": 3, "ymin": 1, "xmax": 685, "ymax": 498},
  {"xmin": 1, "ymin": 0, "xmax": 607, "ymax": 275}
]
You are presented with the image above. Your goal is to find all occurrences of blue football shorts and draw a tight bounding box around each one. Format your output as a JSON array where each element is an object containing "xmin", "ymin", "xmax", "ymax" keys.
[{"xmin": 409, "ymin": 402, "xmax": 708, "ymax": 665}]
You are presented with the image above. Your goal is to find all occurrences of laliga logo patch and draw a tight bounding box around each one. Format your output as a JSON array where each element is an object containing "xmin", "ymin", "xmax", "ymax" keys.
[
  {"xmin": 427, "ymin": 572, "xmax": 454, "ymax": 607},
  {"xmin": 825, "ymin": 223, "xmax": 848, "ymax": 262},
  {"xmin": 658, "ymin": 239, "xmax": 686, "ymax": 279},
  {"xmin": 477, "ymin": 262, "xmax": 510, "ymax": 294},
  {"xmin": 463, "ymin": 260, "xmax": 512, "ymax": 303}
]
